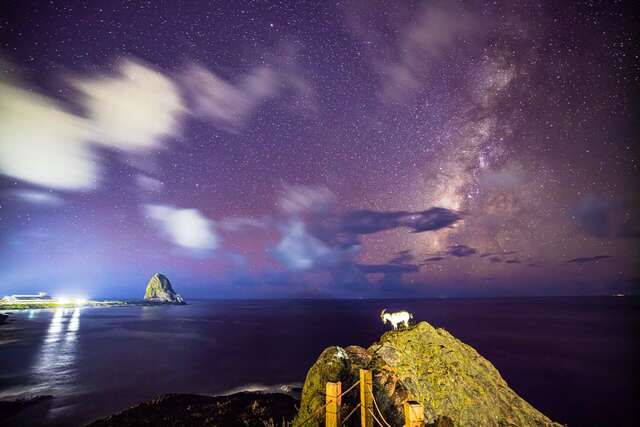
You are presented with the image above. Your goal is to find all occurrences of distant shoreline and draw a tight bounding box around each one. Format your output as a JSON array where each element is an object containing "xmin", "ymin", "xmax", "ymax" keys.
[{"xmin": 0, "ymin": 300, "xmax": 187, "ymax": 312}]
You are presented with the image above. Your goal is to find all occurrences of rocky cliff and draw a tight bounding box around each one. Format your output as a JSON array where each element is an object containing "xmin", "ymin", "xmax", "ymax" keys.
[
  {"xmin": 294, "ymin": 321, "xmax": 563, "ymax": 427},
  {"xmin": 144, "ymin": 273, "xmax": 185, "ymax": 304},
  {"xmin": 88, "ymin": 392, "xmax": 298, "ymax": 427}
]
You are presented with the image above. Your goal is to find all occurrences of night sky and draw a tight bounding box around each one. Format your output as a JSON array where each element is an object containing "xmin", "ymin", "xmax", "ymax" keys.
[{"xmin": 1, "ymin": 1, "xmax": 638, "ymax": 298}]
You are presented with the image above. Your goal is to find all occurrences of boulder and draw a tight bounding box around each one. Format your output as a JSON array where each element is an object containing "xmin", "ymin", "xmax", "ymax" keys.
[
  {"xmin": 143, "ymin": 273, "xmax": 185, "ymax": 304},
  {"xmin": 294, "ymin": 321, "xmax": 563, "ymax": 427}
]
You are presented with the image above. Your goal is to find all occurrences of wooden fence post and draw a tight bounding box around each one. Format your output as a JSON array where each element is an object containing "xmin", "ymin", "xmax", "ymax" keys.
[
  {"xmin": 359, "ymin": 369, "xmax": 373, "ymax": 427},
  {"xmin": 403, "ymin": 400, "xmax": 424, "ymax": 427},
  {"xmin": 326, "ymin": 381, "xmax": 341, "ymax": 427}
]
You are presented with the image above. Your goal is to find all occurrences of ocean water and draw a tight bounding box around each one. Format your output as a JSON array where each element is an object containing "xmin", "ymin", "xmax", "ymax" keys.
[{"xmin": 0, "ymin": 297, "xmax": 638, "ymax": 426}]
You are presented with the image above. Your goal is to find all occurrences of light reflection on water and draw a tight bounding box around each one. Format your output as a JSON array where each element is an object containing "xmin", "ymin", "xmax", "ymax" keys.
[{"xmin": 32, "ymin": 308, "xmax": 81, "ymax": 394}]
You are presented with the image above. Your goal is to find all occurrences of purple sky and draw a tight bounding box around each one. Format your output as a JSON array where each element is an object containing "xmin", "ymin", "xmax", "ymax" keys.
[{"xmin": 0, "ymin": 1, "xmax": 638, "ymax": 298}]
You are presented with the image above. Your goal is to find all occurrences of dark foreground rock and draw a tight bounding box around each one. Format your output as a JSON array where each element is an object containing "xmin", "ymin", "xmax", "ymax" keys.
[
  {"xmin": 294, "ymin": 321, "xmax": 563, "ymax": 427},
  {"xmin": 0, "ymin": 313, "xmax": 8, "ymax": 324},
  {"xmin": 87, "ymin": 392, "xmax": 298, "ymax": 427},
  {"xmin": 144, "ymin": 273, "xmax": 185, "ymax": 304}
]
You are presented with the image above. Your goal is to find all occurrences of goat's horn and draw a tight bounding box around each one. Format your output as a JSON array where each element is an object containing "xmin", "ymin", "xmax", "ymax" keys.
[{"xmin": 381, "ymin": 308, "xmax": 386, "ymax": 316}]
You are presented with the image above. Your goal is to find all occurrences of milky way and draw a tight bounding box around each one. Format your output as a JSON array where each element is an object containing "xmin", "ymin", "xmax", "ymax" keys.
[{"xmin": 0, "ymin": 1, "xmax": 638, "ymax": 298}]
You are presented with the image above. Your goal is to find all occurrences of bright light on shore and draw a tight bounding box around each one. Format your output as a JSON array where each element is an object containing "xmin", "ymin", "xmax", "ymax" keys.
[{"xmin": 53, "ymin": 296, "xmax": 88, "ymax": 305}]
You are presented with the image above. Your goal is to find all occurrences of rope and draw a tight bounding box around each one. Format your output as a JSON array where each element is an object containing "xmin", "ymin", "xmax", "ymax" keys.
[
  {"xmin": 341, "ymin": 403, "xmax": 361, "ymax": 425},
  {"xmin": 339, "ymin": 379, "xmax": 360, "ymax": 398},
  {"xmin": 368, "ymin": 408, "xmax": 385, "ymax": 427},
  {"xmin": 367, "ymin": 383, "xmax": 393, "ymax": 427}
]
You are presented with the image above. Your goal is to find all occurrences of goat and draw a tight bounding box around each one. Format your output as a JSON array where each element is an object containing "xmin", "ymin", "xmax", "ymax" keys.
[{"xmin": 380, "ymin": 308, "xmax": 413, "ymax": 330}]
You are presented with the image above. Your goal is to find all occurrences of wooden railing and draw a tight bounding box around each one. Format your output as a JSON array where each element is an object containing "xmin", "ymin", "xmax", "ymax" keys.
[{"xmin": 322, "ymin": 369, "xmax": 424, "ymax": 427}]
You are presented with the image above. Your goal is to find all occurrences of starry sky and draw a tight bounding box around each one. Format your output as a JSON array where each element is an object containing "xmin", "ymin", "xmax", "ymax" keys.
[{"xmin": 1, "ymin": 0, "xmax": 638, "ymax": 298}]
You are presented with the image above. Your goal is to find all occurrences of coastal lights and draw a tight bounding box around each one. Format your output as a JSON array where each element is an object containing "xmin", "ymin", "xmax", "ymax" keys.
[{"xmin": 53, "ymin": 296, "xmax": 89, "ymax": 305}]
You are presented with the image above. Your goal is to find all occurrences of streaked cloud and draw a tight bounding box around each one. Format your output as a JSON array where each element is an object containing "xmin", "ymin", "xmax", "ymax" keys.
[
  {"xmin": 567, "ymin": 255, "xmax": 612, "ymax": 264},
  {"xmin": 144, "ymin": 204, "xmax": 218, "ymax": 253},
  {"xmin": 72, "ymin": 59, "xmax": 185, "ymax": 151},
  {"xmin": 0, "ymin": 82, "xmax": 97, "ymax": 190},
  {"xmin": 183, "ymin": 55, "xmax": 314, "ymax": 132},
  {"xmin": 1, "ymin": 59, "xmax": 184, "ymax": 192},
  {"xmin": 8, "ymin": 189, "xmax": 64, "ymax": 206}
]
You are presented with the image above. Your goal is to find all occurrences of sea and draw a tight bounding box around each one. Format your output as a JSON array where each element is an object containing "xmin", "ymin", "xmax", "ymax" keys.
[{"xmin": 0, "ymin": 297, "xmax": 638, "ymax": 426}]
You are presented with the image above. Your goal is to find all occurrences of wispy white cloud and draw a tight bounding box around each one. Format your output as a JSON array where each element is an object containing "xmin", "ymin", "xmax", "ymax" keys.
[
  {"xmin": 144, "ymin": 204, "xmax": 218, "ymax": 253},
  {"xmin": 9, "ymin": 189, "xmax": 64, "ymax": 205},
  {"xmin": 345, "ymin": 2, "xmax": 479, "ymax": 102},
  {"xmin": 0, "ymin": 82, "xmax": 98, "ymax": 190},
  {"xmin": 219, "ymin": 217, "xmax": 268, "ymax": 232},
  {"xmin": 183, "ymin": 44, "xmax": 315, "ymax": 132},
  {"xmin": 72, "ymin": 59, "xmax": 185, "ymax": 151},
  {"xmin": 136, "ymin": 174, "xmax": 164, "ymax": 193},
  {"xmin": 0, "ymin": 59, "xmax": 185, "ymax": 192},
  {"xmin": 274, "ymin": 220, "xmax": 358, "ymax": 271},
  {"xmin": 277, "ymin": 184, "xmax": 335, "ymax": 215}
]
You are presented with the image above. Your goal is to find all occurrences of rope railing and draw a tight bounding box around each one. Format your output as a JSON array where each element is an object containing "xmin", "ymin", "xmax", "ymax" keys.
[
  {"xmin": 339, "ymin": 379, "xmax": 360, "ymax": 398},
  {"xmin": 367, "ymin": 383, "xmax": 393, "ymax": 427},
  {"xmin": 341, "ymin": 402, "xmax": 361, "ymax": 425},
  {"xmin": 367, "ymin": 408, "xmax": 385, "ymax": 427},
  {"xmin": 320, "ymin": 368, "xmax": 424, "ymax": 427}
]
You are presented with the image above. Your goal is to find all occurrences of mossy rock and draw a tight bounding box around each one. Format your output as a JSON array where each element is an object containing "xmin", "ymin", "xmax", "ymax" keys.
[
  {"xmin": 296, "ymin": 321, "xmax": 563, "ymax": 427},
  {"xmin": 144, "ymin": 273, "xmax": 185, "ymax": 304}
]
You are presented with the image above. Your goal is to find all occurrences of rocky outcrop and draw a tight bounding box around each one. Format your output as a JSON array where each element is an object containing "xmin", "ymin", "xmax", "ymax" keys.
[
  {"xmin": 294, "ymin": 321, "xmax": 563, "ymax": 427},
  {"xmin": 87, "ymin": 392, "xmax": 298, "ymax": 427},
  {"xmin": 143, "ymin": 273, "xmax": 185, "ymax": 304},
  {"xmin": 0, "ymin": 313, "xmax": 8, "ymax": 324}
]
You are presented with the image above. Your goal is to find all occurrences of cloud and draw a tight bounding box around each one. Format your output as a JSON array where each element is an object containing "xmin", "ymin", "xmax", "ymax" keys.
[
  {"xmin": 273, "ymin": 220, "xmax": 359, "ymax": 272},
  {"xmin": 574, "ymin": 195, "xmax": 614, "ymax": 238},
  {"xmin": 219, "ymin": 217, "xmax": 268, "ymax": 232},
  {"xmin": 8, "ymin": 189, "xmax": 64, "ymax": 206},
  {"xmin": 345, "ymin": 1, "xmax": 480, "ymax": 102},
  {"xmin": 0, "ymin": 82, "xmax": 97, "ymax": 190},
  {"xmin": 278, "ymin": 184, "xmax": 335, "ymax": 215},
  {"xmin": 488, "ymin": 256, "xmax": 502, "ymax": 263},
  {"xmin": 505, "ymin": 258, "xmax": 522, "ymax": 264},
  {"xmin": 389, "ymin": 250, "xmax": 414, "ymax": 264},
  {"xmin": 341, "ymin": 210, "xmax": 406, "ymax": 234},
  {"xmin": 341, "ymin": 207, "xmax": 462, "ymax": 235},
  {"xmin": 183, "ymin": 46, "xmax": 314, "ymax": 132},
  {"xmin": 480, "ymin": 250, "xmax": 517, "ymax": 258},
  {"xmin": 73, "ymin": 59, "xmax": 184, "ymax": 151},
  {"xmin": 447, "ymin": 244, "xmax": 477, "ymax": 257},
  {"xmin": 422, "ymin": 256, "xmax": 446, "ymax": 263},
  {"xmin": 136, "ymin": 174, "xmax": 164, "ymax": 193},
  {"xmin": 1, "ymin": 59, "xmax": 184, "ymax": 192},
  {"xmin": 573, "ymin": 194, "xmax": 639, "ymax": 240},
  {"xmin": 357, "ymin": 263, "xmax": 418, "ymax": 274},
  {"xmin": 405, "ymin": 208, "xmax": 463, "ymax": 232},
  {"xmin": 144, "ymin": 204, "xmax": 218, "ymax": 253},
  {"xmin": 567, "ymin": 255, "xmax": 612, "ymax": 264}
]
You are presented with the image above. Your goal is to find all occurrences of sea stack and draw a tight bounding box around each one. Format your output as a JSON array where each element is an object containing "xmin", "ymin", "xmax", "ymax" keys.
[{"xmin": 144, "ymin": 273, "xmax": 185, "ymax": 304}]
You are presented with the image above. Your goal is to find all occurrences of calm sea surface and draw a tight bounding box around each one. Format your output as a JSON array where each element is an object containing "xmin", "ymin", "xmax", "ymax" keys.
[{"xmin": 1, "ymin": 297, "xmax": 638, "ymax": 426}]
